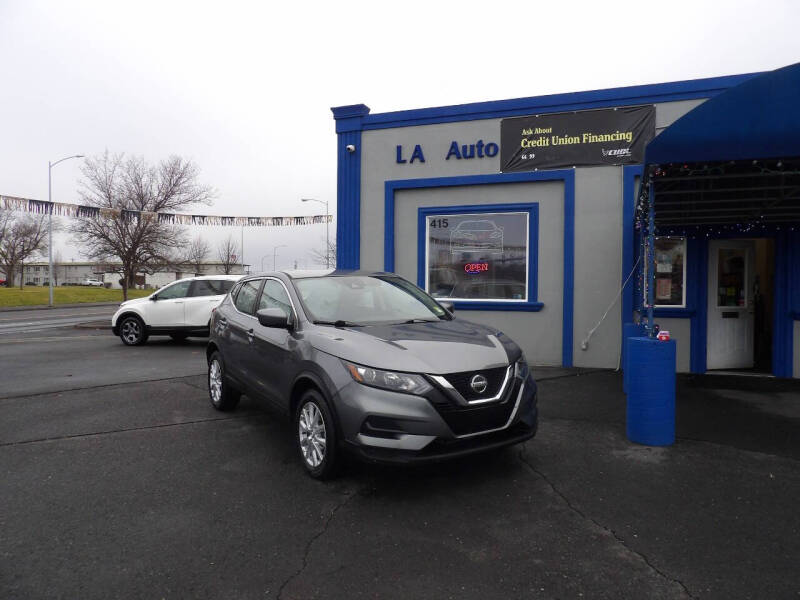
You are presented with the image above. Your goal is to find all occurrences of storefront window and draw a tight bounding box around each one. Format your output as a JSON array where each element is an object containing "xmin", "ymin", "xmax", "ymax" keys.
[
  {"xmin": 649, "ymin": 237, "xmax": 686, "ymax": 307},
  {"xmin": 425, "ymin": 211, "xmax": 528, "ymax": 302}
]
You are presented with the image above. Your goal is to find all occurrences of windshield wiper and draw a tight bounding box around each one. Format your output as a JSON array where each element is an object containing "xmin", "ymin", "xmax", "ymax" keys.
[
  {"xmin": 313, "ymin": 320, "xmax": 363, "ymax": 327},
  {"xmin": 401, "ymin": 318, "xmax": 439, "ymax": 324}
]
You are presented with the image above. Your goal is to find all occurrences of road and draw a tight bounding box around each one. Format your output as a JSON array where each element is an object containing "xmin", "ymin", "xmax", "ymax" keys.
[
  {"xmin": 1, "ymin": 327, "xmax": 799, "ymax": 599},
  {"xmin": 0, "ymin": 304, "xmax": 118, "ymax": 335},
  {"xmin": 0, "ymin": 305, "xmax": 208, "ymax": 399}
]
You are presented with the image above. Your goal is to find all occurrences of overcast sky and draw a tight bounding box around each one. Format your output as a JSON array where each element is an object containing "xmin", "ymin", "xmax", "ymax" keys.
[{"xmin": 1, "ymin": 0, "xmax": 798, "ymax": 269}]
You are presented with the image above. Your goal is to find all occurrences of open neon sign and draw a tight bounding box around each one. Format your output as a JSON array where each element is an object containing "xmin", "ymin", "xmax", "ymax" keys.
[{"xmin": 464, "ymin": 262, "xmax": 489, "ymax": 274}]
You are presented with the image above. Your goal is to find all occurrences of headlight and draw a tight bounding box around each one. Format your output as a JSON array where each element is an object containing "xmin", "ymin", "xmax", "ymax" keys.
[
  {"xmin": 515, "ymin": 355, "xmax": 530, "ymax": 380},
  {"xmin": 343, "ymin": 361, "xmax": 432, "ymax": 395}
]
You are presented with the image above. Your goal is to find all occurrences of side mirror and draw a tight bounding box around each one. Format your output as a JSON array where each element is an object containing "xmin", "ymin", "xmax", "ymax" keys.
[
  {"xmin": 256, "ymin": 308, "xmax": 290, "ymax": 329},
  {"xmin": 150, "ymin": 295, "xmax": 158, "ymax": 301},
  {"xmin": 439, "ymin": 301, "xmax": 455, "ymax": 314}
]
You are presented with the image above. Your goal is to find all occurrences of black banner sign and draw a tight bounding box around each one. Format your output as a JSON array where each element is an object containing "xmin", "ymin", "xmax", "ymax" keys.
[{"xmin": 500, "ymin": 106, "xmax": 655, "ymax": 172}]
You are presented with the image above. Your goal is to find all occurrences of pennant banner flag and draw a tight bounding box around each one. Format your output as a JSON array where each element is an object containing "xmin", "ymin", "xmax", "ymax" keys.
[{"xmin": 0, "ymin": 195, "xmax": 333, "ymax": 227}]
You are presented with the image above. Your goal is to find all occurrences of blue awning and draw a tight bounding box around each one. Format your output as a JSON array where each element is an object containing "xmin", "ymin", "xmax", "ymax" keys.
[{"xmin": 645, "ymin": 62, "xmax": 800, "ymax": 166}]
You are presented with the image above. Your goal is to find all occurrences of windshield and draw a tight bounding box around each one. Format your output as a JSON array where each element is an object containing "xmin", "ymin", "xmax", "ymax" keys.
[{"xmin": 294, "ymin": 275, "xmax": 449, "ymax": 324}]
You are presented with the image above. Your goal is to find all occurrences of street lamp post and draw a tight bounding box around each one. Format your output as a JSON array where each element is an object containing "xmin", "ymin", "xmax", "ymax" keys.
[
  {"xmin": 48, "ymin": 154, "xmax": 84, "ymax": 307},
  {"xmin": 272, "ymin": 244, "xmax": 287, "ymax": 271},
  {"xmin": 301, "ymin": 198, "xmax": 330, "ymax": 268}
]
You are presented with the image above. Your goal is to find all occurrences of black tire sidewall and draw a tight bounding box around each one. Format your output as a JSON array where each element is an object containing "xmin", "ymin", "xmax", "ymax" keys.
[
  {"xmin": 120, "ymin": 316, "xmax": 146, "ymax": 346},
  {"xmin": 208, "ymin": 351, "xmax": 240, "ymax": 411},
  {"xmin": 294, "ymin": 390, "xmax": 339, "ymax": 479}
]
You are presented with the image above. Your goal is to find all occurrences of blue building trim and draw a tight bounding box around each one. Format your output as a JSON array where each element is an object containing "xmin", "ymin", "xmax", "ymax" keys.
[
  {"xmin": 354, "ymin": 74, "xmax": 758, "ymax": 131},
  {"xmin": 332, "ymin": 74, "xmax": 755, "ymax": 272},
  {"xmin": 689, "ymin": 238, "xmax": 708, "ymax": 374},
  {"xmin": 773, "ymin": 231, "xmax": 794, "ymax": 377},
  {"xmin": 647, "ymin": 233, "xmax": 795, "ymax": 376},
  {"xmin": 331, "ymin": 105, "xmax": 370, "ymax": 269},
  {"xmin": 562, "ymin": 173, "xmax": 575, "ymax": 368},
  {"xmin": 416, "ymin": 203, "xmax": 542, "ymax": 312},
  {"xmin": 384, "ymin": 170, "xmax": 575, "ymax": 366}
]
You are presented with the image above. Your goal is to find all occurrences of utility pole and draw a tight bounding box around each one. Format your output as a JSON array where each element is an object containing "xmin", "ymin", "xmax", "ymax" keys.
[{"xmin": 48, "ymin": 154, "xmax": 84, "ymax": 306}]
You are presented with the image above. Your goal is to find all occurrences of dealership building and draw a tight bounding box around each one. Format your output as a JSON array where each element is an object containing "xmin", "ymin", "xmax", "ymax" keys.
[{"xmin": 331, "ymin": 63, "xmax": 800, "ymax": 378}]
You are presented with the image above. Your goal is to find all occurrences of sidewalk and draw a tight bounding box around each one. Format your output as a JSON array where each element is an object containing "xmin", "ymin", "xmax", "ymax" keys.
[{"xmin": 537, "ymin": 368, "xmax": 800, "ymax": 459}]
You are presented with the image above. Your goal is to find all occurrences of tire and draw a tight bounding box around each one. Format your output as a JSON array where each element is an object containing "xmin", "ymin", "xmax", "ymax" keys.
[
  {"xmin": 119, "ymin": 315, "xmax": 148, "ymax": 346},
  {"xmin": 294, "ymin": 389, "xmax": 339, "ymax": 479},
  {"xmin": 170, "ymin": 333, "xmax": 189, "ymax": 342},
  {"xmin": 208, "ymin": 351, "xmax": 241, "ymax": 411}
]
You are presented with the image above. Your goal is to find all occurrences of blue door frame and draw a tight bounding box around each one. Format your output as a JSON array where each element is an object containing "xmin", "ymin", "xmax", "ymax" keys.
[
  {"xmin": 626, "ymin": 228, "xmax": 796, "ymax": 377},
  {"xmin": 623, "ymin": 166, "xmax": 797, "ymax": 377}
]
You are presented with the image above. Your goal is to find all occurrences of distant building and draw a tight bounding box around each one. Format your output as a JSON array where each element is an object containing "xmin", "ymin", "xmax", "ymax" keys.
[{"xmin": 2, "ymin": 261, "xmax": 247, "ymax": 288}]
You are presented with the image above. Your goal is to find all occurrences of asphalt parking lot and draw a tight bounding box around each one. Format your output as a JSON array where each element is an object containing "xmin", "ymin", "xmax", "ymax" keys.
[{"xmin": 1, "ymin": 311, "xmax": 799, "ymax": 599}]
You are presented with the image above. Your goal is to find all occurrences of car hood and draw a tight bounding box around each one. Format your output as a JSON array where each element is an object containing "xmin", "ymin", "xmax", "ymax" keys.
[
  {"xmin": 118, "ymin": 296, "xmax": 151, "ymax": 308},
  {"xmin": 306, "ymin": 319, "xmax": 519, "ymax": 374}
]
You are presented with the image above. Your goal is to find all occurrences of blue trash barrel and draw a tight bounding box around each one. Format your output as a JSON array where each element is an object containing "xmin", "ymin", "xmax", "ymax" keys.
[
  {"xmin": 622, "ymin": 322, "xmax": 645, "ymax": 393},
  {"xmin": 626, "ymin": 336, "xmax": 676, "ymax": 446}
]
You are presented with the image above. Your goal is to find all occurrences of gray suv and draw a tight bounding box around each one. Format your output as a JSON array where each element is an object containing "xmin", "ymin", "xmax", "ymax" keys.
[{"xmin": 207, "ymin": 270, "xmax": 538, "ymax": 478}]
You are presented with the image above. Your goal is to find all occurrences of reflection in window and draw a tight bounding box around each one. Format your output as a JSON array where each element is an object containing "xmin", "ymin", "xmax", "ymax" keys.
[
  {"xmin": 258, "ymin": 280, "xmax": 292, "ymax": 317},
  {"xmin": 426, "ymin": 212, "xmax": 528, "ymax": 302},
  {"xmin": 158, "ymin": 280, "xmax": 191, "ymax": 300},
  {"xmin": 717, "ymin": 248, "xmax": 746, "ymax": 307},
  {"xmin": 652, "ymin": 237, "xmax": 686, "ymax": 307},
  {"xmin": 234, "ymin": 280, "xmax": 261, "ymax": 315}
]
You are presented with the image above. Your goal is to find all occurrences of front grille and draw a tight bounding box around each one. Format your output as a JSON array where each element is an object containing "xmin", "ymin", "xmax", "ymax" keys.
[
  {"xmin": 427, "ymin": 380, "xmax": 520, "ymax": 436},
  {"xmin": 443, "ymin": 366, "xmax": 509, "ymax": 401}
]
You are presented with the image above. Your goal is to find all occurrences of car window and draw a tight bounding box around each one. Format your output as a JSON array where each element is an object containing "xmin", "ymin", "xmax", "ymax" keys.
[
  {"xmin": 295, "ymin": 275, "xmax": 448, "ymax": 324},
  {"xmin": 191, "ymin": 279, "xmax": 232, "ymax": 297},
  {"xmin": 257, "ymin": 280, "xmax": 293, "ymax": 317},
  {"xmin": 234, "ymin": 279, "xmax": 262, "ymax": 315},
  {"xmin": 157, "ymin": 280, "xmax": 191, "ymax": 300}
]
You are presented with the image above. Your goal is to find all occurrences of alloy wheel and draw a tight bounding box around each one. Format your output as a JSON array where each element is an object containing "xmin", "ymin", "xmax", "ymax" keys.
[
  {"xmin": 209, "ymin": 359, "xmax": 223, "ymax": 405},
  {"xmin": 298, "ymin": 401, "xmax": 327, "ymax": 468},
  {"xmin": 121, "ymin": 319, "xmax": 141, "ymax": 344}
]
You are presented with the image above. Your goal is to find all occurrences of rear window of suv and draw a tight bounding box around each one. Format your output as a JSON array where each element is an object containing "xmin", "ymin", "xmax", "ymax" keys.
[{"xmin": 191, "ymin": 279, "xmax": 235, "ymax": 297}]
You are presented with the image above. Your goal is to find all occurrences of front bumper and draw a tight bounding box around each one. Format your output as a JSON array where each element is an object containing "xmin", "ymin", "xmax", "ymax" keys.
[{"xmin": 334, "ymin": 373, "xmax": 538, "ymax": 465}]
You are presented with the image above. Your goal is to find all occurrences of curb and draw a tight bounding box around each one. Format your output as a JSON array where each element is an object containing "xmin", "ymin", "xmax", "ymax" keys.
[
  {"xmin": 74, "ymin": 321, "xmax": 112, "ymax": 330},
  {"xmin": 0, "ymin": 301, "xmax": 121, "ymax": 313}
]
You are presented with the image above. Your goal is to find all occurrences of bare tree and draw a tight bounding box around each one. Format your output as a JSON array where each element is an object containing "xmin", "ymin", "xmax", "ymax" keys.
[
  {"xmin": 0, "ymin": 213, "xmax": 50, "ymax": 288},
  {"xmin": 309, "ymin": 238, "xmax": 336, "ymax": 269},
  {"xmin": 53, "ymin": 250, "xmax": 64, "ymax": 286},
  {"xmin": 217, "ymin": 234, "xmax": 239, "ymax": 274},
  {"xmin": 182, "ymin": 235, "xmax": 211, "ymax": 275},
  {"xmin": 71, "ymin": 152, "xmax": 214, "ymax": 300}
]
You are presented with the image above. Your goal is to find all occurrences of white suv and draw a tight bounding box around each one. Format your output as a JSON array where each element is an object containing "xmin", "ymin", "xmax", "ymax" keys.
[{"xmin": 112, "ymin": 275, "xmax": 242, "ymax": 345}]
